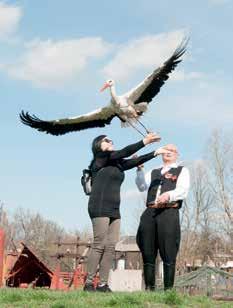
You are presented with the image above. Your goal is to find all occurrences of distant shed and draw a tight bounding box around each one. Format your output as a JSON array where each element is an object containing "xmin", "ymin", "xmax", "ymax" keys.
[{"xmin": 6, "ymin": 243, "xmax": 53, "ymax": 288}]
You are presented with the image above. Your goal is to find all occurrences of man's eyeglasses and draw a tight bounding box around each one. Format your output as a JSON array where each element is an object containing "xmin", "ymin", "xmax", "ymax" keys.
[
  {"xmin": 165, "ymin": 149, "xmax": 177, "ymax": 153},
  {"xmin": 102, "ymin": 138, "xmax": 113, "ymax": 144}
]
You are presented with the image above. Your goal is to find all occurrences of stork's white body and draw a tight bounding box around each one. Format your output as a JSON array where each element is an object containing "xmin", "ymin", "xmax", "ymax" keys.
[{"xmin": 111, "ymin": 96, "xmax": 139, "ymax": 119}]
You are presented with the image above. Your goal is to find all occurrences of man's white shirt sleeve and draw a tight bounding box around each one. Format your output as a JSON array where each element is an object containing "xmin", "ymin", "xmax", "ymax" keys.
[
  {"xmin": 135, "ymin": 169, "xmax": 151, "ymax": 192},
  {"xmin": 167, "ymin": 167, "xmax": 190, "ymax": 202}
]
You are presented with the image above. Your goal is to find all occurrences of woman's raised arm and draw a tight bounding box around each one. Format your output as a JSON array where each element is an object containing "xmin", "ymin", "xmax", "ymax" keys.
[{"xmin": 109, "ymin": 133, "xmax": 160, "ymax": 160}]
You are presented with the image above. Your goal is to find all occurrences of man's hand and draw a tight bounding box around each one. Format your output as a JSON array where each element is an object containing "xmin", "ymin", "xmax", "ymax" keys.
[
  {"xmin": 143, "ymin": 132, "xmax": 161, "ymax": 145},
  {"xmin": 156, "ymin": 192, "xmax": 170, "ymax": 204}
]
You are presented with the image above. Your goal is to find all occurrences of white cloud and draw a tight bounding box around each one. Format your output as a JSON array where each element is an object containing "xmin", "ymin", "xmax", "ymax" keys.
[
  {"xmin": 1, "ymin": 28, "xmax": 204, "ymax": 88},
  {"xmin": 0, "ymin": 3, "xmax": 22, "ymax": 38},
  {"xmin": 102, "ymin": 30, "xmax": 191, "ymax": 82},
  {"xmin": 5, "ymin": 37, "xmax": 112, "ymax": 87},
  {"xmin": 147, "ymin": 77, "xmax": 233, "ymax": 126}
]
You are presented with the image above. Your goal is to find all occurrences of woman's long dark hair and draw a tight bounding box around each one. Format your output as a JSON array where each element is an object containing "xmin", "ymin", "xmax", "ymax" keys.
[{"xmin": 88, "ymin": 135, "xmax": 106, "ymax": 170}]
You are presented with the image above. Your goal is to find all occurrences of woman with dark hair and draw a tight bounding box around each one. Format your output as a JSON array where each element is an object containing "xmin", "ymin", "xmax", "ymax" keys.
[{"xmin": 84, "ymin": 133, "xmax": 168, "ymax": 292}]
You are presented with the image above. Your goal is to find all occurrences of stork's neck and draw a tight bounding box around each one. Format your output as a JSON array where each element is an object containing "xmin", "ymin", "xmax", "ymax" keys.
[{"xmin": 110, "ymin": 85, "xmax": 118, "ymax": 102}]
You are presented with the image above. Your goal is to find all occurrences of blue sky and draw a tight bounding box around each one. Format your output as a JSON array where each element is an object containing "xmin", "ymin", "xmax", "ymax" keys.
[{"xmin": 0, "ymin": 0, "xmax": 232, "ymax": 234}]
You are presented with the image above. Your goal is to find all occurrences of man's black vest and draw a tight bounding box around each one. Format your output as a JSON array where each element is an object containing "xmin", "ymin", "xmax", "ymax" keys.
[{"xmin": 146, "ymin": 166, "xmax": 183, "ymax": 208}]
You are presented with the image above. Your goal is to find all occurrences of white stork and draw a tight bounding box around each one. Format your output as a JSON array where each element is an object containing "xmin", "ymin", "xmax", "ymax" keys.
[{"xmin": 20, "ymin": 38, "xmax": 188, "ymax": 136}]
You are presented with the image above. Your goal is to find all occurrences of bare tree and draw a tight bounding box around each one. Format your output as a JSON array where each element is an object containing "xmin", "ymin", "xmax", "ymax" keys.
[
  {"xmin": 178, "ymin": 161, "xmax": 217, "ymax": 269},
  {"xmin": 205, "ymin": 130, "xmax": 233, "ymax": 246}
]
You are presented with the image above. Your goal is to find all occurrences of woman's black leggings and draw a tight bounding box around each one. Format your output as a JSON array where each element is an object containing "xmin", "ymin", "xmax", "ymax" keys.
[{"xmin": 136, "ymin": 207, "xmax": 180, "ymax": 266}]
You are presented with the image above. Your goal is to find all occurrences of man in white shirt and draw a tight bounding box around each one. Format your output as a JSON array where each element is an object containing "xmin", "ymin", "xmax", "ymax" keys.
[{"xmin": 135, "ymin": 144, "xmax": 190, "ymax": 291}]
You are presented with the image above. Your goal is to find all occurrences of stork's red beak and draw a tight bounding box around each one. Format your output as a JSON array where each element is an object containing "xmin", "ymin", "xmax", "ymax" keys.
[{"xmin": 100, "ymin": 83, "xmax": 109, "ymax": 92}]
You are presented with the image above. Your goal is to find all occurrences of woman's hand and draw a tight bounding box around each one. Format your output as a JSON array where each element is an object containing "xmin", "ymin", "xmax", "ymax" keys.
[
  {"xmin": 154, "ymin": 147, "xmax": 172, "ymax": 156},
  {"xmin": 143, "ymin": 132, "xmax": 161, "ymax": 145}
]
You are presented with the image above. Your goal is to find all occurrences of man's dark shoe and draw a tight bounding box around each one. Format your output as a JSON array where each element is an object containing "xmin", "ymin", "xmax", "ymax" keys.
[
  {"xmin": 145, "ymin": 285, "xmax": 155, "ymax": 291},
  {"xmin": 83, "ymin": 282, "xmax": 95, "ymax": 292},
  {"xmin": 96, "ymin": 283, "xmax": 112, "ymax": 292},
  {"xmin": 163, "ymin": 263, "xmax": 176, "ymax": 290}
]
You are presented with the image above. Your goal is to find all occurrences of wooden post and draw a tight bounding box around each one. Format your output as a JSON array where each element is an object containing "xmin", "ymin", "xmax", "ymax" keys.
[
  {"xmin": 50, "ymin": 263, "xmax": 61, "ymax": 290},
  {"xmin": 0, "ymin": 228, "xmax": 5, "ymax": 287}
]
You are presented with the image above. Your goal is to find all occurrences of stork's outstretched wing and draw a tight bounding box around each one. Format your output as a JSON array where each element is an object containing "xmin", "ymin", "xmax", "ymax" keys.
[
  {"xmin": 20, "ymin": 106, "xmax": 116, "ymax": 136},
  {"xmin": 125, "ymin": 37, "xmax": 189, "ymax": 105}
]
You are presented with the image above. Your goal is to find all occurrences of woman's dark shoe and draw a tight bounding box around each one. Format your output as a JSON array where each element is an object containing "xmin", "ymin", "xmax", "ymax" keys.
[
  {"xmin": 96, "ymin": 283, "xmax": 112, "ymax": 292},
  {"xmin": 83, "ymin": 282, "xmax": 95, "ymax": 292}
]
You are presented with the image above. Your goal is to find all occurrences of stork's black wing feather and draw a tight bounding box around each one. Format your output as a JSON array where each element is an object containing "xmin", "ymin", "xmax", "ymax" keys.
[
  {"xmin": 130, "ymin": 38, "xmax": 188, "ymax": 105},
  {"xmin": 20, "ymin": 107, "xmax": 116, "ymax": 136}
]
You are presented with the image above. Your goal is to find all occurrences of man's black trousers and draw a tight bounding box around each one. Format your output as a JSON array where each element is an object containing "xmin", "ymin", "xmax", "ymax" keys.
[{"xmin": 136, "ymin": 207, "xmax": 180, "ymax": 289}]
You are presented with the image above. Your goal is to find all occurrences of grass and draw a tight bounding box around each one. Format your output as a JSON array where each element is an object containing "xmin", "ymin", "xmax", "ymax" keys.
[{"xmin": 0, "ymin": 288, "xmax": 232, "ymax": 308}]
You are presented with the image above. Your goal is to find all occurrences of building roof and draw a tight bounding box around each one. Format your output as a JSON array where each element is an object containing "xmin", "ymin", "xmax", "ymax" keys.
[
  {"xmin": 6, "ymin": 243, "xmax": 53, "ymax": 287},
  {"xmin": 115, "ymin": 236, "xmax": 140, "ymax": 252}
]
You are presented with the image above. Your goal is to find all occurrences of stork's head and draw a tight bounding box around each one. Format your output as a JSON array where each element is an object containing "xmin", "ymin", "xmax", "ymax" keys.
[{"xmin": 100, "ymin": 79, "xmax": 115, "ymax": 92}]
